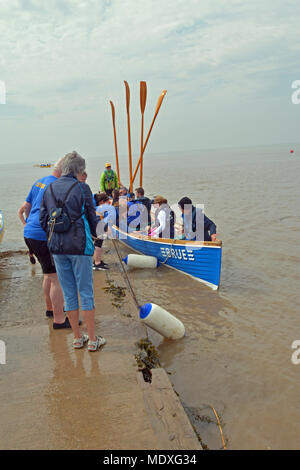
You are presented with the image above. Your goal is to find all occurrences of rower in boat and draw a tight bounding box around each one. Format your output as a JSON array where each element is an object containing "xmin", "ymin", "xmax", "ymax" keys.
[
  {"xmin": 126, "ymin": 193, "xmax": 148, "ymax": 233},
  {"xmin": 150, "ymin": 195, "xmax": 176, "ymax": 239},
  {"xmin": 178, "ymin": 196, "xmax": 217, "ymax": 242},
  {"xmin": 119, "ymin": 185, "xmax": 128, "ymax": 196}
]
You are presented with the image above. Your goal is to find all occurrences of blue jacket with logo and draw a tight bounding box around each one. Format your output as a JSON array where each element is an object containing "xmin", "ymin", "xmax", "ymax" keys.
[
  {"xmin": 40, "ymin": 174, "xmax": 97, "ymax": 255},
  {"xmin": 24, "ymin": 175, "xmax": 58, "ymax": 241}
]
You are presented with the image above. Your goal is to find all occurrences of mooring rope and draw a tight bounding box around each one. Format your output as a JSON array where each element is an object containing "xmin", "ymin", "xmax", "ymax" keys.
[
  {"xmin": 159, "ymin": 238, "xmax": 178, "ymax": 265},
  {"xmin": 111, "ymin": 238, "xmax": 141, "ymax": 311}
]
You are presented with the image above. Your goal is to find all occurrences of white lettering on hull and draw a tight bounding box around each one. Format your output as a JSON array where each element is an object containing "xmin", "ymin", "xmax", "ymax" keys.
[{"xmin": 160, "ymin": 247, "xmax": 195, "ymax": 261}]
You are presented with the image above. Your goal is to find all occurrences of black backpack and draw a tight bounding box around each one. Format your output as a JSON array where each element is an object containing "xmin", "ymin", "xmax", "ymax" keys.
[{"xmin": 47, "ymin": 181, "xmax": 81, "ymax": 238}]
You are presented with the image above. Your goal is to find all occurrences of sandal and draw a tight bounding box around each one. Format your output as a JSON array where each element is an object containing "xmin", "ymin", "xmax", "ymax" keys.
[
  {"xmin": 73, "ymin": 334, "xmax": 89, "ymax": 349},
  {"xmin": 88, "ymin": 335, "xmax": 106, "ymax": 352}
]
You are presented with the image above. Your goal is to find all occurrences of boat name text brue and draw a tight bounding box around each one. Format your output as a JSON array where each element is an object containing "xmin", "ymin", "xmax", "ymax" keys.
[{"xmin": 160, "ymin": 247, "xmax": 195, "ymax": 261}]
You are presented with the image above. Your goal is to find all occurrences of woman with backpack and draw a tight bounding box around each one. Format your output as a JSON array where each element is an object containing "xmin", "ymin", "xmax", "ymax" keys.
[{"xmin": 40, "ymin": 151, "xmax": 106, "ymax": 352}]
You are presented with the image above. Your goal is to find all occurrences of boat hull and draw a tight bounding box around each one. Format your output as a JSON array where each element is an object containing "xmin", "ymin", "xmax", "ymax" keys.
[{"xmin": 112, "ymin": 226, "xmax": 222, "ymax": 290}]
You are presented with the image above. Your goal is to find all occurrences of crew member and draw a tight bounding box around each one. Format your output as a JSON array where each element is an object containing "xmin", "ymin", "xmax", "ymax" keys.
[
  {"xmin": 17, "ymin": 159, "xmax": 69, "ymax": 328},
  {"xmin": 135, "ymin": 187, "xmax": 152, "ymax": 227},
  {"xmin": 178, "ymin": 196, "xmax": 217, "ymax": 241},
  {"xmin": 93, "ymin": 192, "xmax": 116, "ymax": 270},
  {"xmin": 150, "ymin": 195, "xmax": 175, "ymax": 239},
  {"xmin": 100, "ymin": 163, "xmax": 119, "ymax": 196}
]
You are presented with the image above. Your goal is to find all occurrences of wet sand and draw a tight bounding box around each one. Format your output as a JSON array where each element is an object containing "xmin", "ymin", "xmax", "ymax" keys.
[{"xmin": 0, "ymin": 247, "xmax": 201, "ymax": 450}]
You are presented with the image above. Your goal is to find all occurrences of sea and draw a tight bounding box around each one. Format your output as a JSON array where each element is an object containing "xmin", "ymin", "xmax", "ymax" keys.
[{"xmin": 0, "ymin": 143, "xmax": 300, "ymax": 449}]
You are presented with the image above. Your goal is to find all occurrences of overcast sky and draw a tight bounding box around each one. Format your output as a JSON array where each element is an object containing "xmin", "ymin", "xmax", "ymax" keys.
[{"xmin": 0, "ymin": 0, "xmax": 300, "ymax": 164}]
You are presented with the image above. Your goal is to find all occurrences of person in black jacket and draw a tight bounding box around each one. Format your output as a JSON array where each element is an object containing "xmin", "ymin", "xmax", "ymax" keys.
[
  {"xmin": 40, "ymin": 151, "xmax": 106, "ymax": 352},
  {"xmin": 178, "ymin": 196, "xmax": 217, "ymax": 242}
]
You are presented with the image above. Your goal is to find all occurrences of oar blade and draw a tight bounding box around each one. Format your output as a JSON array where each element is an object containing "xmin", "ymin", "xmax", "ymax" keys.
[
  {"xmin": 155, "ymin": 90, "xmax": 167, "ymax": 114},
  {"xmin": 124, "ymin": 80, "xmax": 130, "ymax": 110},
  {"xmin": 140, "ymin": 81, "xmax": 147, "ymax": 114},
  {"xmin": 109, "ymin": 100, "xmax": 115, "ymax": 124}
]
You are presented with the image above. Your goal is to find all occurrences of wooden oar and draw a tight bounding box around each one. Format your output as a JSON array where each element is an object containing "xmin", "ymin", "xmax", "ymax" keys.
[
  {"xmin": 132, "ymin": 90, "xmax": 167, "ymax": 185},
  {"xmin": 139, "ymin": 81, "xmax": 147, "ymax": 187},
  {"xmin": 109, "ymin": 100, "xmax": 121, "ymax": 185},
  {"xmin": 124, "ymin": 80, "xmax": 133, "ymax": 192}
]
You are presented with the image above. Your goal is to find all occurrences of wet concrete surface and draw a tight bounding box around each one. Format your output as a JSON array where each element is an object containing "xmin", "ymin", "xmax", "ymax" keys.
[{"xmin": 0, "ymin": 248, "xmax": 166, "ymax": 449}]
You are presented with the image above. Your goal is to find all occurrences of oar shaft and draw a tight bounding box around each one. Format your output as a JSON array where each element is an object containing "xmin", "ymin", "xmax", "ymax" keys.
[
  {"xmin": 139, "ymin": 113, "xmax": 144, "ymax": 187},
  {"xmin": 132, "ymin": 110, "xmax": 158, "ymax": 184},
  {"xmin": 127, "ymin": 113, "xmax": 133, "ymax": 192},
  {"xmin": 110, "ymin": 101, "xmax": 121, "ymax": 184},
  {"xmin": 132, "ymin": 90, "xmax": 166, "ymax": 185},
  {"xmin": 124, "ymin": 81, "xmax": 133, "ymax": 192},
  {"xmin": 139, "ymin": 81, "xmax": 147, "ymax": 187}
]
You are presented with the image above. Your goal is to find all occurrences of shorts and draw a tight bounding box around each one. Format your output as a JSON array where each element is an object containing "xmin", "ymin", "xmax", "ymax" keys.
[
  {"xmin": 94, "ymin": 238, "xmax": 104, "ymax": 248},
  {"xmin": 94, "ymin": 223, "xmax": 108, "ymax": 248},
  {"xmin": 24, "ymin": 237, "xmax": 56, "ymax": 274}
]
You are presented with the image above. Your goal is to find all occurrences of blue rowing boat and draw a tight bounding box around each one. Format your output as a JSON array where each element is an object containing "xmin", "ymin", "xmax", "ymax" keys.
[{"xmin": 112, "ymin": 226, "xmax": 222, "ymax": 290}]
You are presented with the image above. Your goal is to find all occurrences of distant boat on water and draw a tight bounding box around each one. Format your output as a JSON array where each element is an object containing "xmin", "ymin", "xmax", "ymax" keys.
[{"xmin": 33, "ymin": 163, "xmax": 52, "ymax": 168}]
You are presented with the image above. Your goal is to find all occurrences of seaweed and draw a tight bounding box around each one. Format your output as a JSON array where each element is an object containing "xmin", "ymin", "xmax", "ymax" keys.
[
  {"xmin": 103, "ymin": 279, "xmax": 126, "ymax": 308},
  {"xmin": 134, "ymin": 338, "xmax": 161, "ymax": 383}
]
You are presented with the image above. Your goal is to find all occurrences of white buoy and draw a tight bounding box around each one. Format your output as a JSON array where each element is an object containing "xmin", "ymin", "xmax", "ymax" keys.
[
  {"xmin": 139, "ymin": 303, "xmax": 185, "ymax": 339},
  {"xmin": 122, "ymin": 254, "xmax": 159, "ymax": 269}
]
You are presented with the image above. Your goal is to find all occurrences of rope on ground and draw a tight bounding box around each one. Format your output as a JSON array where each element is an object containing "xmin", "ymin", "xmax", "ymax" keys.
[
  {"xmin": 111, "ymin": 238, "xmax": 141, "ymax": 312},
  {"xmin": 210, "ymin": 405, "xmax": 227, "ymax": 450}
]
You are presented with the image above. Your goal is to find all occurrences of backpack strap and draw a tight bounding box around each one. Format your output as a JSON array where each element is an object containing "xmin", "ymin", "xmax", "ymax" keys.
[
  {"xmin": 49, "ymin": 181, "xmax": 78, "ymax": 208},
  {"xmin": 61, "ymin": 181, "xmax": 79, "ymax": 206}
]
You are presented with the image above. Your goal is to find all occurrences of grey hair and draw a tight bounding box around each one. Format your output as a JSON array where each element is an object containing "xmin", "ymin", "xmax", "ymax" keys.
[{"xmin": 61, "ymin": 151, "xmax": 86, "ymax": 176}]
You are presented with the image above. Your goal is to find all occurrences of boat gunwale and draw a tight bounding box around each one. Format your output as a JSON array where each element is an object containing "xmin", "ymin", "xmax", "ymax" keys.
[{"xmin": 112, "ymin": 225, "xmax": 222, "ymax": 247}]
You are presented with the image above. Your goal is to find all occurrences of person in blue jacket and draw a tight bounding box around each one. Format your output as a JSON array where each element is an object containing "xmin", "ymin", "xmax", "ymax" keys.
[
  {"xmin": 178, "ymin": 196, "xmax": 217, "ymax": 242},
  {"xmin": 40, "ymin": 151, "xmax": 106, "ymax": 352},
  {"xmin": 18, "ymin": 159, "xmax": 67, "ymax": 328},
  {"xmin": 127, "ymin": 192, "xmax": 147, "ymax": 233}
]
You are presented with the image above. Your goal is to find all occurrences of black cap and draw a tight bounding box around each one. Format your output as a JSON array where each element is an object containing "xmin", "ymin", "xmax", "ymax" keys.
[{"xmin": 178, "ymin": 197, "xmax": 192, "ymax": 209}]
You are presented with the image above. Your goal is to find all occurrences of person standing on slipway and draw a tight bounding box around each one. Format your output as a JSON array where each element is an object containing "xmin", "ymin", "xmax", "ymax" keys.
[
  {"xmin": 18, "ymin": 159, "xmax": 70, "ymax": 329},
  {"xmin": 40, "ymin": 151, "xmax": 106, "ymax": 352}
]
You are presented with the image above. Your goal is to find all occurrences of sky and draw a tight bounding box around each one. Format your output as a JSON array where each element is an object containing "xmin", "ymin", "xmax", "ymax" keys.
[{"xmin": 0, "ymin": 0, "xmax": 300, "ymax": 164}]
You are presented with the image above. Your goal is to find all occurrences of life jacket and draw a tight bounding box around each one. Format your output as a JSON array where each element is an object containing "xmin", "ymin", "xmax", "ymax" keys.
[
  {"xmin": 154, "ymin": 205, "xmax": 175, "ymax": 238},
  {"xmin": 104, "ymin": 170, "xmax": 115, "ymax": 190}
]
